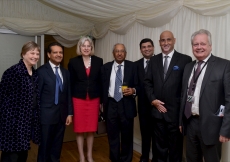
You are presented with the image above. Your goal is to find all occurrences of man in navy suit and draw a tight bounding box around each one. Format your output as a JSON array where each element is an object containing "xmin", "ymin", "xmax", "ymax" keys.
[
  {"xmin": 101, "ymin": 43, "xmax": 139, "ymax": 162},
  {"xmin": 144, "ymin": 31, "xmax": 192, "ymax": 162},
  {"xmin": 135, "ymin": 38, "xmax": 157, "ymax": 162},
  {"xmin": 37, "ymin": 42, "xmax": 73, "ymax": 162}
]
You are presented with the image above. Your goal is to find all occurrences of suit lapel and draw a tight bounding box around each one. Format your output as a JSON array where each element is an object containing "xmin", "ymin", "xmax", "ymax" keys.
[
  {"xmin": 200, "ymin": 55, "xmax": 215, "ymax": 97},
  {"xmin": 164, "ymin": 52, "xmax": 179, "ymax": 82},
  {"xmin": 184, "ymin": 61, "xmax": 196, "ymax": 89},
  {"xmin": 78, "ymin": 56, "xmax": 88, "ymax": 78},
  {"xmin": 60, "ymin": 66, "xmax": 66, "ymax": 91},
  {"xmin": 105, "ymin": 61, "xmax": 113, "ymax": 87},
  {"xmin": 45, "ymin": 63, "xmax": 56, "ymax": 82},
  {"xmin": 89, "ymin": 56, "xmax": 95, "ymax": 78},
  {"xmin": 123, "ymin": 60, "xmax": 129, "ymax": 83},
  {"xmin": 139, "ymin": 58, "xmax": 145, "ymax": 77},
  {"xmin": 156, "ymin": 54, "xmax": 164, "ymax": 82}
]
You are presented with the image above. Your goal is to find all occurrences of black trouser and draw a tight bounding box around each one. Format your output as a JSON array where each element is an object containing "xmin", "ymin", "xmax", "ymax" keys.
[
  {"xmin": 186, "ymin": 116, "xmax": 221, "ymax": 162},
  {"xmin": 106, "ymin": 98, "xmax": 134, "ymax": 162},
  {"xmin": 1, "ymin": 151, "xmax": 28, "ymax": 162},
  {"xmin": 139, "ymin": 112, "xmax": 157, "ymax": 162},
  {"xmin": 37, "ymin": 119, "xmax": 65, "ymax": 162},
  {"xmin": 154, "ymin": 118, "xmax": 183, "ymax": 162}
]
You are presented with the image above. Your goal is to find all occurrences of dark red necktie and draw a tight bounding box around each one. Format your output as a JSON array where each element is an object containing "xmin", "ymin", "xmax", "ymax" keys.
[{"xmin": 184, "ymin": 61, "xmax": 203, "ymax": 118}]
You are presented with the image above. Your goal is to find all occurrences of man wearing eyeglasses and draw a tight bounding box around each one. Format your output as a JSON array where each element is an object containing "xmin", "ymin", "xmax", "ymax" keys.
[{"xmin": 101, "ymin": 43, "xmax": 139, "ymax": 162}]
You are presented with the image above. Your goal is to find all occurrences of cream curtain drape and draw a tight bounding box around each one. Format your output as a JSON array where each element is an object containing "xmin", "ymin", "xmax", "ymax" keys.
[
  {"xmin": 1, "ymin": 0, "xmax": 230, "ymax": 42},
  {"xmin": 0, "ymin": 0, "xmax": 93, "ymax": 40},
  {"xmin": 95, "ymin": 7, "xmax": 230, "ymax": 63},
  {"xmin": 40, "ymin": 0, "xmax": 230, "ymax": 39}
]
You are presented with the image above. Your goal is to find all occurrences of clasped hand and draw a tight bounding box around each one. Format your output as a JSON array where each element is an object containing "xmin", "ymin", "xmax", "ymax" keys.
[{"xmin": 123, "ymin": 88, "xmax": 134, "ymax": 96}]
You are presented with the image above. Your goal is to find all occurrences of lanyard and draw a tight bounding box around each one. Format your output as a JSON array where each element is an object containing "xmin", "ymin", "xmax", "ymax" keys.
[{"xmin": 191, "ymin": 61, "xmax": 208, "ymax": 94}]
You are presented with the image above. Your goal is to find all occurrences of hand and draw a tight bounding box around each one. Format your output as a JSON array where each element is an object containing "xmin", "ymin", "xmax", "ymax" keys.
[
  {"xmin": 123, "ymin": 88, "xmax": 134, "ymax": 96},
  {"xmin": 65, "ymin": 115, "xmax": 72, "ymax": 126},
  {"xmin": 100, "ymin": 104, "xmax": 103, "ymax": 112},
  {"xmin": 179, "ymin": 126, "xmax": 182, "ymax": 133},
  {"xmin": 219, "ymin": 135, "xmax": 230, "ymax": 143},
  {"xmin": 151, "ymin": 99, "xmax": 167, "ymax": 113}
]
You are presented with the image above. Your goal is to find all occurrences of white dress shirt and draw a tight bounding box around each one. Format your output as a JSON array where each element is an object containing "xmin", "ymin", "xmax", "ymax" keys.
[
  {"xmin": 144, "ymin": 58, "xmax": 150, "ymax": 68},
  {"xmin": 49, "ymin": 61, "xmax": 63, "ymax": 83},
  {"xmin": 108, "ymin": 61, "xmax": 124, "ymax": 98},
  {"xmin": 189, "ymin": 54, "xmax": 211, "ymax": 115},
  {"xmin": 162, "ymin": 49, "xmax": 174, "ymax": 69}
]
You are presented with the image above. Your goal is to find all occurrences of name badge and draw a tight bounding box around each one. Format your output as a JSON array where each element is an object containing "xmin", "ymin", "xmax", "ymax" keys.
[
  {"xmin": 187, "ymin": 95, "xmax": 194, "ymax": 103},
  {"xmin": 119, "ymin": 86, "xmax": 122, "ymax": 93}
]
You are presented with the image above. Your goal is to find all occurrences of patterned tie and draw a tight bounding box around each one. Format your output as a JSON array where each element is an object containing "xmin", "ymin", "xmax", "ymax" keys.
[
  {"xmin": 145, "ymin": 60, "xmax": 149, "ymax": 73},
  {"xmin": 55, "ymin": 67, "xmax": 62, "ymax": 105},
  {"xmin": 184, "ymin": 61, "xmax": 203, "ymax": 118},
  {"xmin": 163, "ymin": 56, "xmax": 169, "ymax": 79},
  {"xmin": 114, "ymin": 65, "xmax": 122, "ymax": 102}
]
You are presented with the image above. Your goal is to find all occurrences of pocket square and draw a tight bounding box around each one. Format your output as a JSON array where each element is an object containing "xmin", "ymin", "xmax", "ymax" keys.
[{"xmin": 173, "ymin": 66, "xmax": 179, "ymax": 70}]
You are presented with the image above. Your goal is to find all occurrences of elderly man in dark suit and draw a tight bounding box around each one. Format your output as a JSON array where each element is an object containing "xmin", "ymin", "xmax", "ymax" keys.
[
  {"xmin": 144, "ymin": 31, "xmax": 192, "ymax": 162},
  {"xmin": 179, "ymin": 29, "xmax": 230, "ymax": 162},
  {"xmin": 135, "ymin": 38, "xmax": 157, "ymax": 162},
  {"xmin": 101, "ymin": 43, "xmax": 139, "ymax": 162},
  {"xmin": 37, "ymin": 42, "xmax": 73, "ymax": 162}
]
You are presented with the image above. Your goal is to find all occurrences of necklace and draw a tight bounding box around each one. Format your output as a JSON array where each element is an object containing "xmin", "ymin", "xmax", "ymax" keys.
[{"xmin": 85, "ymin": 56, "xmax": 91, "ymax": 68}]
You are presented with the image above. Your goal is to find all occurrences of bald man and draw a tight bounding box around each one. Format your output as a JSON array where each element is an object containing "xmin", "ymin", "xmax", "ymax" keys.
[{"xmin": 144, "ymin": 31, "xmax": 192, "ymax": 162}]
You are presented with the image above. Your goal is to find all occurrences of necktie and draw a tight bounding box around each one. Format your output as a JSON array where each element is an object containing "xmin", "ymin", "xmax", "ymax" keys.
[
  {"xmin": 114, "ymin": 65, "xmax": 122, "ymax": 102},
  {"xmin": 145, "ymin": 60, "xmax": 149, "ymax": 73},
  {"xmin": 163, "ymin": 56, "xmax": 169, "ymax": 79},
  {"xmin": 184, "ymin": 61, "xmax": 203, "ymax": 118},
  {"xmin": 55, "ymin": 67, "xmax": 62, "ymax": 105}
]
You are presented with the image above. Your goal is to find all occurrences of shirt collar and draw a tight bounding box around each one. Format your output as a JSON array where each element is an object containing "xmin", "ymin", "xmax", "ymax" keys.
[
  {"xmin": 196, "ymin": 53, "xmax": 211, "ymax": 63},
  {"xmin": 144, "ymin": 58, "xmax": 149, "ymax": 62},
  {"xmin": 162, "ymin": 49, "xmax": 174, "ymax": 58},
  {"xmin": 49, "ymin": 61, "xmax": 60, "ymax": 68},
  {"xmin": 114, "ymin": 61, "xmax": 124, "ymax": 67}
]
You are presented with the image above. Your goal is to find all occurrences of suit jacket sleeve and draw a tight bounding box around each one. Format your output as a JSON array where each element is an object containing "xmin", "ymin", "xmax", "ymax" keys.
[
  {"xmin": 133, "ymin": 63, "xmax": 140, "ymax": 96},
  {"xmin": 144, "ymin": 57, "xmax": 156, "ymax": 103},
  {"xmin": 220, "ymin": 61, "xmax": 230, "ymax": 138}
]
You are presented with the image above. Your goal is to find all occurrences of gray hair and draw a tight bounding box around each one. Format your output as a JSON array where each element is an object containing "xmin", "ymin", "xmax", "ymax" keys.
[
  {"xmin": 112, "ymin": 43, "xmax": 127, "ymax": 53},
  {"xmin": 76, "ymin": 36, "xmax": 94, "ymax": 55},
  {"xmin": 191, "ymin": 29, "xmax": 212, "ymax": 45}
]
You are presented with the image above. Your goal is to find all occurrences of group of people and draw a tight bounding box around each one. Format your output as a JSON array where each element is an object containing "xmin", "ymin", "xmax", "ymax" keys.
[{"xmin": 0, "ymin": 28, "xmax": 229, "ymax": 162}]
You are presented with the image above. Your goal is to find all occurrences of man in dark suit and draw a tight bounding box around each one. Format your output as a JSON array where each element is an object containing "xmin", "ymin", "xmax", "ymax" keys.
[
  {"xmin": 144, "ymin": 31, "xmax": 192, "ymax": 162},
  {"xmin": 135, "ymin": 38, "xmax": 157, "ymax": 162},
  {"xmin": 101, "ymin": 43, "xmax": 139, "ymax": 162},
  {"xmin": 179, "ymin": 29, "xmax": 230, "ymax": 162},
  {"xmin": 37, "ymin": 42, "xmax": 73, "ymax": 162}
]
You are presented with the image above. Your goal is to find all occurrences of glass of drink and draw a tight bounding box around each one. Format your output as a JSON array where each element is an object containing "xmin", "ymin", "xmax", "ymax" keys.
[{"xmin": 122, "ymin": 82, "xmax": 128, "ymax": 92}]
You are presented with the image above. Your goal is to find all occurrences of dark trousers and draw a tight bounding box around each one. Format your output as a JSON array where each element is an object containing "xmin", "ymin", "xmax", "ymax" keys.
[
  {"xmin": 106, "ymin": 98, "xmax": 134, "ymax": 162},
  {"xmin": 186, "ymin": 116, "xmax": 221, "ymax": 162},
  {"xmin": 37, "ymin": 120, "xmax": 65, "ymax": 162},
  {"xmin": 154, "ymin": 118, "xmax": 183, "ymax": 162},
  {"xmin": 138, "ymin": 112, "xmax": 157, "ymax": 162},
  {"xmin": 1, "ymin": 151, "xmax": 28, "ymax": 162}
]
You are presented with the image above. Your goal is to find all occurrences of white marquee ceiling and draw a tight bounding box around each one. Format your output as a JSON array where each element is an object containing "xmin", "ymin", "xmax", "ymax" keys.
[{"xmin": 1, "ymin": 0, "xmax": 230, "ymax": 40}]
